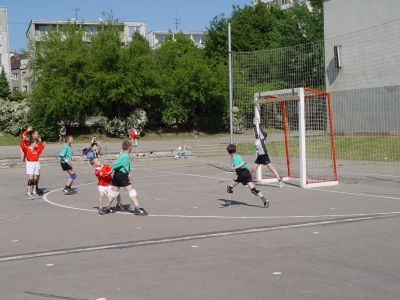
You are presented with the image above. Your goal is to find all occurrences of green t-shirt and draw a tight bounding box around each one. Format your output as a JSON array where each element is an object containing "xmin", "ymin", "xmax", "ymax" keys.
[
  {"xmin": 111, "ymin": 152, "xmax": 131, "ymax": 173},
  {"xmin": 59, "ymin": 143, "xmax": 72, "ymax": 162},
  {"xmin": 231, "ymin": 154, "xmax": 248, "ymax": 172}
]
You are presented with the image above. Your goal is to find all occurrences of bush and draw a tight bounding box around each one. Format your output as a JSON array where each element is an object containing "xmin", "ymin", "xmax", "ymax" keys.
[
  {"xmin": 126, "ymin": 109, "xmax": 148, "ymax": 132},
  {"xmin": 226, "ymin": 114, "xmax": 246, "ymax": 134},
  {"xmin": 104, "ymin": 117, "xmax": 126, "ymax": 138},
  {"xmin": 105, "ymin": 109, "xmax": 148, "ymax": 138},
  {"xmin": 0, "ymin": 99, "xmax": 30, "ymax": 135}
]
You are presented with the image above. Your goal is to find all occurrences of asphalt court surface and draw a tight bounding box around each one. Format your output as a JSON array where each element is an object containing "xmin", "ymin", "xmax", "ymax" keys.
[{"xmin": 0, "ymin": 157, "xmax": 400, "ymax": 300}]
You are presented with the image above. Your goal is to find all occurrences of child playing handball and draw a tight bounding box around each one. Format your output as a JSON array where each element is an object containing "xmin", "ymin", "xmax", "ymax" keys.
[
  {"xmin": 20, "ymin": 137, "xmax": 45, "ymax": 199},
  {"xmin": 59, "ymin": 135, "xmax": 77, "ymax": 195},
  {"xmin": 107, "ymin": 140, "xmax": 147, "ymax": 215},
  {"xmin": 221, "ymin": 144, "xmax": 269, "ymax": 208},
  {"xmin": 251, "ymin": 117, "xmax": 283, "ymax": 188},
  {"xmin": 129, "ymin": 128, "xmax": 140, "ymax": 147},
  {"xmin": 90, "ymin": 157, "xmax": 121, "ymax": 215}
]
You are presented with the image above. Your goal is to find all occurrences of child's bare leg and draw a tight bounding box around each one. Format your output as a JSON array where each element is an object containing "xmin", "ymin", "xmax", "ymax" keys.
[
  {"xmin": 124, "ymin": 185, "xmax": 139, "ymax": 208},
  {"xmin": 227, "ymin": 181, "xmax": 239, "ymax": 201},
  {"xmin": 98, "ymin": 191, "xmax": 105, "ymax": 209},
  {"xmin": 28, "ymin": 174, "xmax": 34, "ymax": 194},
  {"xmin": 247, "ymin": 182, "xmax": 264, "ymax": 197},
  {"xmin": 250, "ymin": 163, "xmax": 260, "ymax": 172},
  {"xmin": 36, "ymin": 174, "xmax": 41, "ymax": 190},
  {"xmin": 66, "ymin": 169, "xmax": 75, "ymax": 187},
  {"xmin": 107, "ymin": 192, "xmax": 121, "ymax": 207},
  {"xmin": 266, "ymin": 163, "xmax": 281, "ymax": 180},
  {"xmin": 116, "ymin": 194, "xmax": 121, "ymax": 205},
  {"xmin": 247, "ymin": 182, "xmax": 269, "ymax": 207},
  {"xmin": 32, "ymin": 174, "xmax": 38, "ymax": 194}
]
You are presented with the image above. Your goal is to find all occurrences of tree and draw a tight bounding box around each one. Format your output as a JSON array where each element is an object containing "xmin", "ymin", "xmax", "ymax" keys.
[
  {"xmin": 0, "ymin": 69, "xmax": 11, "ymax": 99},
  {"xmin": 205, "ymin": 1, "xmax": 324, "ymax": 58},
  {"xmin": 28, "ymin": 23, "xmax": 92, "ymax": 138},
  {"xmin": 154, "ymin": 33, "xmax": 228, "ymax": 131}
]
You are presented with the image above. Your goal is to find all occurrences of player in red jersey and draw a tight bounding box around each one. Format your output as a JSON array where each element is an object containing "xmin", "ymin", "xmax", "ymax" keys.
[
  {"xmin": 20, "ymin": 137, "xmax": 46, "ymax": 199},
  {"xmin": 90, "ymin": 157, "xmax": 121, "ymax": 215}
]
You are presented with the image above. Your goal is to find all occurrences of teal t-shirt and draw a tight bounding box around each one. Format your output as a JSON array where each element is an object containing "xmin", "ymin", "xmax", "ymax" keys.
[
  {"xmin": 231, "ymin": 154, "xmax": 248, "ymax": 171},
  {"xmin": 112, "ymin": 152, "xmax": 131, "ymax": 173},
  {"xmin": 59, "ymin": 143, "xmax": 72, "ymax": 162}
]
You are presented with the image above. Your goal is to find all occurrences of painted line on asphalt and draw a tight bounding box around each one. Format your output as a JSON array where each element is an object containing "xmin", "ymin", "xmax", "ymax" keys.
[
  {"xmin": 43, "ymin": 170, "xmax": 400, "ymax": 219},
  {"xmin": 1, "ymin": 213, "xmax": 399, "ymax": 263},
  {"xmin": 137, "ymin": 167, "xmax": 400, "ymax": 201},
  {"xmin": 43, "ymin": 184, "xmax": 400, "ymax": 220}
]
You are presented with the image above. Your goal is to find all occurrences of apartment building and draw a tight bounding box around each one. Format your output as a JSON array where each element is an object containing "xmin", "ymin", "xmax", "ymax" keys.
[
  {"xmin": 147, "ymin": 30, "xmax": 205, "ymax": 49},
  {"xmin": 0, "ymin": 7, "xmax": 11, "ymax": 81},
  {"xmin": 253, "ymin": 0, "xmax": 294, "ymax": 9},
  {"xmin": 10, "ymin": 53, "xmax": 30, "ymax": 92},
  {"xmin": 26, "ymin": 19, "xmax": 146, "ymax": 45}
]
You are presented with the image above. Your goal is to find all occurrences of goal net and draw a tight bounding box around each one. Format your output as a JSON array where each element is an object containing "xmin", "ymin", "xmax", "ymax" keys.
[{"xmin": 253, "ymin": 87, "xmax": 338, "ymax": 188}]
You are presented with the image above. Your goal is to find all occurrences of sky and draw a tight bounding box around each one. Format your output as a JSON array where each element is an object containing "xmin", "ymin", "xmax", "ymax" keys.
[{"xmin": 0, "ymin": 0, "xmax": 250, "ymax": 52}]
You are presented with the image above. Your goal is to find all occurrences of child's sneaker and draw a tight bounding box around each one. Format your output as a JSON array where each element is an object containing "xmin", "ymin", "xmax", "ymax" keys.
[
  {"xmin": 63, "ymin": 188, "xmax": 73, "ymax": 195},
  {"xmin": 102, "ymin": 207, "xmax": 111, "ymax": 214},
  {"xmin": 98, "ymin": 208, "xmax": 104, "ymax": 215},
  {"xmin": 27, "ymin": 193, "xmax": 34, "ymax": 200},
  {"xmin": 68, "ymin": 187, "xmax": 77, "ymax": 193},
  {"xmin": 32, "ymin": 193, "xmax": 41, "ymax": 199},
  {"xmin": 278, "ymin": 179, "xmax": 284, "ymax": 188},
  {"xmin": 134, "ymin": 208, "xmax": 148, "ymax": 216},
  {"xmin": 113, "ymin": 203, "xmax": 124, "ymax": 211},
  {"xmin": 262, "ymin": 196, "xmax": 269, "ymax": 208}
]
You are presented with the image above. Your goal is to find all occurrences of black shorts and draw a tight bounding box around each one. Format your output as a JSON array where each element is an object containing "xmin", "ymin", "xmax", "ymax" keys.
[
  {"xmin": 112, "ymin": 171, "xmax": 131, "ymax": 187},
  {"xmin": 234, "ymin": 168, "xmax": 253, "ymax": 185},
  {"xmin": 255, "ymin": 154, "xmax": 271, "ymax": 165},
  {"xmin": 60, "ymin": 162, "xmax": 73, "ymax": 171}
]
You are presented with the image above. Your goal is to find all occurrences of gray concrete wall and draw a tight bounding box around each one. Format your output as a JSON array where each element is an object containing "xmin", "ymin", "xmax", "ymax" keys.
[{"xmin": 324, "ymin": 0, "xmax": 400, "ymax": 132}]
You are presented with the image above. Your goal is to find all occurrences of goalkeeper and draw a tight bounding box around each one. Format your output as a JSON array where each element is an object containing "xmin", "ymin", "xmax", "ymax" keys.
[{"xmin": 251, "ymin": 117, "xmax": 284, "ymax": 188}]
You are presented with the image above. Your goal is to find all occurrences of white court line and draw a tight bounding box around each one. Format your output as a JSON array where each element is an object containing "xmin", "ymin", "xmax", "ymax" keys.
[
  {"xmin": 137, "ymin": 167, "xmax": 400, "ymax": 201},
  {"xmin": 343, "ymin": 171, "xmax": 400, "ymax": 178},
  {"xmin": 309, "ymin": 188, "xmax": 400, "ymax": 201},
  {"xmin": 1, "ymin": 213, "xmax": 397, "ymax": 263},
  {"xmin": 43, "ymin": 175, "xmax": 400, "ymax": 220}
]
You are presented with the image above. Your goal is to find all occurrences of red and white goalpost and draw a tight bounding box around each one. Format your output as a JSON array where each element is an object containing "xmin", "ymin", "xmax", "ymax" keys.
[{"xmin": 254, "ymin": 87, "xmax": 338, "ymax": 188}]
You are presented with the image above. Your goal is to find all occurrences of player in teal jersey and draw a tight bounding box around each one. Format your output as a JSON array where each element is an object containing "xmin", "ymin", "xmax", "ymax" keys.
[
  {"xmin": 221, "ymin": 144, "xmax": 269, "ymax": 208},
  {"xmin": 59, "ymin": 135, "xmax": 77, "ymax": 195},
  {"xmin": 107, "ymin": 140, "xmax": 147, "ymax": 215}
]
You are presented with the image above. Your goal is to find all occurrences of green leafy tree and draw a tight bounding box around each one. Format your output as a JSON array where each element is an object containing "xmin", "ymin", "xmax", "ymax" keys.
[
  {"xmin": 28, "ymin": 23, "xmax": 92, "ymax": 138},
  {"xmin": 0, "ymin": 69, "xmax": 11, "ymax": 99},
  {"xmin": 154, "ymin": 33, "xmax": 227, "ymax": 131},
  {"xmin": 205, "ymin": 1, "xmax": 324, "ymax": 57}
]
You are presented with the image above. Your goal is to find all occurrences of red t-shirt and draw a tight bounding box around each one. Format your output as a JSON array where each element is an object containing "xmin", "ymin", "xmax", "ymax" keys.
[
  {"xmin": 129, "ymin": 128, "xmax": 138, "ymax": 139},
  {"xmin": 95, "ymin": 164, "xmax": 112, "ymax": 186},
  {"xmin": 20, "ymin": 141, "xmax": 45, "ymax": 162}
]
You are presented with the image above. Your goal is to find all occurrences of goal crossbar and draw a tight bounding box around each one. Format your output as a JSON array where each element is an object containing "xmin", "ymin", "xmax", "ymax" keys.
[{"xmin": 255, "ymin": 88, "xmax": 323, "ymax": 104}]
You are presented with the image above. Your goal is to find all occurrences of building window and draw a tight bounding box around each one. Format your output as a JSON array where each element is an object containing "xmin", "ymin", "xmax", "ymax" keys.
[
  {"xmin": 157, "ymin": 34, "xmax": 166, "ymax": 43},
  {"xmin": 281, "ymin": 0, "xmax": 292, "ymax": 5},
  {"xmin": 23, "ymin": 86, "xmax": 28, "ymax": 92},
  {"xmin": 128, "ymin": 26, "xmax": 141, "ymax": 37},
  {"xmin": 13, "ymin": 87, "xmax": 19, "ymax": 91},
  {"xmin": 12, "ymin": 73, "xmax": 19, "ymax": 80},
  {"xmin": 38, "ymin": 24, "xmax": 47, "ymax": 33},
  {"xmin": 22, "ymin": 71, "xmax": 26, "ymax": 77},
  {"xmin": 84, "ymin": 25, "xmax": 97, "ymax": 35},
  {"xmin": 193, "ymin": 35, "xmax": 203, "ymax": 44}
]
